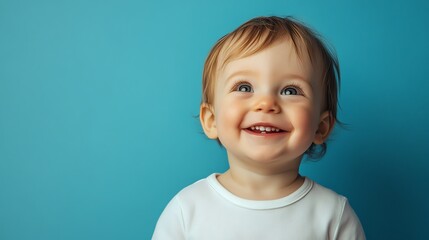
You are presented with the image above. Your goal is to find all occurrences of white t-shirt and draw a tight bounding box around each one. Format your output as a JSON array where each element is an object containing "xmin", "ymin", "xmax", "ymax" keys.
[{"xmin": 152, "ymin": 174, "xmax": 365, "ymax": 240}]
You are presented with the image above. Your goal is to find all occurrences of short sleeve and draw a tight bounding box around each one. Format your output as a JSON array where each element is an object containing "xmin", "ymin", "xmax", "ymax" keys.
[
  {"xmin": 152, "ymin": 196, "xmax": 186, "ymax": 240},
  {"xmin": 334, "ymin": 199, "xmax": 366, "ymax": 240}
]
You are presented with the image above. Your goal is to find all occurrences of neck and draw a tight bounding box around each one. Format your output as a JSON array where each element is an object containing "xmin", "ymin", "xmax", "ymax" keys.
[{"xmin": 217, "ymin": 157, "xmax": 304, "ymax": 200}]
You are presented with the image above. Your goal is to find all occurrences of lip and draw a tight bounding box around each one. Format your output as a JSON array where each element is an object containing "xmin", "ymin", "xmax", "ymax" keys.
[
  {"xmin": 244, "ymin": 122, "xmax": 286, "ymax": 131},
  {"xmin": 242, "ymin": 122, "xmax": 288, "ymax": 136},
  {"xmin": 243, "ymin": 128, "xmax": 288, "ymax": 136}
]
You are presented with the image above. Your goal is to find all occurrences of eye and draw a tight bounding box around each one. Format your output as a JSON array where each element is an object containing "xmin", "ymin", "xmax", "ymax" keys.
[
  {"xmin": 233, "ymin": 82, "xmax": 253, "ymax": 93},
  {"xmin": 281, "ymin": 87, "xmax": 299, "ymax": 95}
]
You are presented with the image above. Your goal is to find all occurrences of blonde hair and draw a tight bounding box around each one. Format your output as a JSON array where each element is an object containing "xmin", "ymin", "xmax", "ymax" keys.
[{"xmin": 202, "ymin": 16, "xmax": 341, "ymax": 158}]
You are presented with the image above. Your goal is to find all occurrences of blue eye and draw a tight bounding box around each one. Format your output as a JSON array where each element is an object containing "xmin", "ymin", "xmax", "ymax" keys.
[
  {"xmin": 281, "ymin": 87, "xmax": 299, "ymax": 95},
  {"xmin": 235, "ymin": 83, "xmax": 253, "ymax": 92}
]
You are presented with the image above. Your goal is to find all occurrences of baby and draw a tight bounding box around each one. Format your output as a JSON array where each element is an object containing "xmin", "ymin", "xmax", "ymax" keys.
[{"xmin": 152, "ymin": 16, "xmax": 365, "ymax": 239}]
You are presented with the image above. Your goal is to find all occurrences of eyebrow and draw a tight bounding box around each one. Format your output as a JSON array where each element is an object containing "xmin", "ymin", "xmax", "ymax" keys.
[
  {"xmin": 282, "ymin": 74, "xmax": 314, "ymax": 90},
  {"xmin": 226, "ymin": 70, "xmax": 309, "ymax": 84},
  {"xmin": 225, "ymin": 70, "xmax": 259, "ymax": 83},
  {"xmin": 280, "ymin": 73, "xmax": 308, "ymax": 82}
]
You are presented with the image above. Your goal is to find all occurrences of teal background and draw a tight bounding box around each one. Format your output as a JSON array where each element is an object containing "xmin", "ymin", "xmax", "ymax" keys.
[{"xmin": 1, "ymin": 0, "xmax": 428, "ymax": 239}]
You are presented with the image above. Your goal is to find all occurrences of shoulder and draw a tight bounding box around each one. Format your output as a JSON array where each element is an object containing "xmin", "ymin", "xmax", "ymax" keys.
[
  {"xmin": 295, "ymin": 179, "xmax": 348, "ymax": 220},
  {"xmin": 152, "ymin": 175, "xmax": 215, "ymax": 240},
  {"xmin": 174, "ymin": 174, "xmax": 213, "ymax": 201},
  {"xmin": 167, "ymin": 173, "xmax": 220, "ymax": 213},
  {"xmin": 308, "ymin": 180, "xmax": 347, "ymax": 203},
  {"xmin": 304, "ymin": 179, "xmax": 366, "ymax": 240}
]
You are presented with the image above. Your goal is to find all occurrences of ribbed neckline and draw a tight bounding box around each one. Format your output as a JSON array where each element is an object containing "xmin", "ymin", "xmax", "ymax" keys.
[{"xmin": 207, "ymin": 173, "xmax": 313, "ymax": 210}]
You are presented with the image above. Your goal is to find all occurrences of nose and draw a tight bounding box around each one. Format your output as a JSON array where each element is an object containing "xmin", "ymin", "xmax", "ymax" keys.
[{"xmin": 253, "ymin": 94, "xmax": 281, "ymax": 114}]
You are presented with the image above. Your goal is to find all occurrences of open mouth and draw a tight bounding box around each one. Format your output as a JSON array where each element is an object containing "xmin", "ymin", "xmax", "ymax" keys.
[{"xmin": 245, "ymin": 125, "xmax": 286, "ymax": 134}]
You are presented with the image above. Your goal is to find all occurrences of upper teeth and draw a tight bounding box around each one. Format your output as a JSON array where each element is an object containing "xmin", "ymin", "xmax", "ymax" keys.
[{"xmin": 250, "ymin": 126, "xmax": 280, "ymax": 132}]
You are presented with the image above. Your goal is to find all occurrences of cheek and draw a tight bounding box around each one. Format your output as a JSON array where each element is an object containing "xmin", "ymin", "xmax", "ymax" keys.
[
  {"xmin": 288, "ymin": 105, "xmax": 319, "ymax": 133},
  {"xmin": 214, "ymin": 100, "xmax": 245, "ymax": 136},
  {"xmin": 286, "ymin": 106, "xmax": 319, "ymax": 151}
]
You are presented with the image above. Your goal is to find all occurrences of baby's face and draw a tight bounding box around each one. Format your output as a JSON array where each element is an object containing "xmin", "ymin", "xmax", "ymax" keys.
[{"xmin": 212, "ymin": 39, "xmax": 327, "ymax": 165}]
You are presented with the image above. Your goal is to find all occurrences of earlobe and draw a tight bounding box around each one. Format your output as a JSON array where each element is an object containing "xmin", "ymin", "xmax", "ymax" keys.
[
  {"xmin": 314, "ymin": 111, "xmax": 334, "ymax": 145},
  {"xmin": 200, "ymin": 103, "xmax": 218, "ymax": 139}
]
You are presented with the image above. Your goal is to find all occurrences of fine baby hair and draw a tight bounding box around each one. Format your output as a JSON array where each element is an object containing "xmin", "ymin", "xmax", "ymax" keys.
[{"xmin": 202, "ymin": 16, "xmax": 340, "ymax": 158}]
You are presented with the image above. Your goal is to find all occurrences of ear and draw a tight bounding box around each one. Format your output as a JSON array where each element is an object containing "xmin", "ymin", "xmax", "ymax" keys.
[
  {"xmin": 313, "ymin": 111, "xmax": 335, "ymax": 145},
  {"xmin": 200, "ymin": 103, "xmax": 218, "ymax": 139}
]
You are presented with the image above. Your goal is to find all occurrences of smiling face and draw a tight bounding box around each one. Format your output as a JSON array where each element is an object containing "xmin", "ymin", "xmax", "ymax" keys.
[{"xmin": 200, "ymin": 38, "xmax": 333, "ymax": 169}]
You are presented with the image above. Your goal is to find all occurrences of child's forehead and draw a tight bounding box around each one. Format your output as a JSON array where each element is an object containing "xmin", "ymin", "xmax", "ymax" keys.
[{"xmin": 218, "ymin": 38, "xmax": 320, "ymax": 82}]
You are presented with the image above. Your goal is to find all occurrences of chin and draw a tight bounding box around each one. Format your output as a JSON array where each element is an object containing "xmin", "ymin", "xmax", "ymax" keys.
[{"xmin": 246, "ymin": 153, "xmax": 298, "ymax": 165}]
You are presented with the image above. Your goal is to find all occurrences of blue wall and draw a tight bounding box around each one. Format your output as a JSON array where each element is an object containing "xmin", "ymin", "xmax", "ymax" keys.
[{"xmin": 1, "ymin": 0, "xmax": 428, "ymax": 239}]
